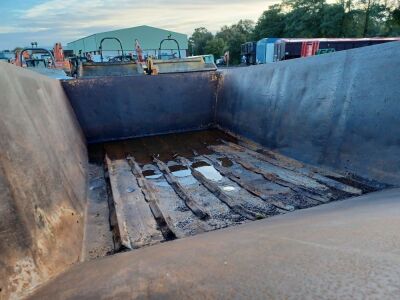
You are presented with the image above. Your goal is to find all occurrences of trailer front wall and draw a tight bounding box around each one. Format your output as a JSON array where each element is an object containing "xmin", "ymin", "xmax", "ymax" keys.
[
  {"xmin": 62, "ymin": 71, "xmax": 218, "ymax": 143},
  {"xmin": 0, "ymin": 63, "xmax": 87, "ymax": 299},
  {"xmin": 216, "ymin": 42, "xmax": 400, "ymax": 185}
]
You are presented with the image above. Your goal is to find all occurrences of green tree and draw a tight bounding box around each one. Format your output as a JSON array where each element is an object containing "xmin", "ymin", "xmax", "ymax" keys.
[
  {"xmin": 343, "ymin": 0, "xmax": 393, "ymax": 36},
  {"xmin": 386, "ymin": 6, "xmax": 400, "ymax": 35},
  {"xmin": 204, "ymin": 38, "xmax": 226, "ymax": 58},
  {"xmin": 216, "ymin": 19, "xmax": 254, "ymax": 64},
  {"xmin": 253, "ymin": 4, "xmax": 285, "ymax": 40},
  {"xmin": 189, "ymin": 0, "xmax": 398, "ymax": 64},
  {"xmin": 189, "ymin": 27, "xmax": 213, "ymax": 55},
  {"xmin": 282, "ymin": 0, "xmax": 327, "ymax": 37},
  {"xmin": 335, "ymin": 0, "xmax": 364, "ymax": 37},
  {"xmin": 393, "ymin": 7, "xmax": 400, "ymax": 24},
  {"xmin": 320, "ymin": 3, "xmax": 346, "ymax": 36}
]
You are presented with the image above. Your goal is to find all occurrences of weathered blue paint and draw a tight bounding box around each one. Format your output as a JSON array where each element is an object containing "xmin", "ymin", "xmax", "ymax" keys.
[
  {"xmin": 62, "ymin": 71, "xmax": 218, "ymax": 143},
  {"xmin": 216, "ymin": 42, "xmax": 400, "ymax": 185},
  {"xmin": 256, "ymin": 38, "xmax": 280, "ymax": 63}
]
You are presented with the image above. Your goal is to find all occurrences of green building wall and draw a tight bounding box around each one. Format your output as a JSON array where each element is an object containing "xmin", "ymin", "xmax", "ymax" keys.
[{"xmin": 67, "ymin": 25, "xmax": 188, "ymax": 58}]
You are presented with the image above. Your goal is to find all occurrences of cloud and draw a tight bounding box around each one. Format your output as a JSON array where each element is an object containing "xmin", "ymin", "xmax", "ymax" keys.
[
  {"xmin": 0, "ymin": 26, "xmax": 49, "ymax": 34},
  {"xmin": 0, "ymin": 0, "xmax": 278, "ymax": 49}
]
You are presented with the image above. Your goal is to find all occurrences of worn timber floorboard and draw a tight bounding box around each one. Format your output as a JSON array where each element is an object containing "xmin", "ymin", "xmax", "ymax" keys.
[{"xmin": 86, "ymin": 129, "xmax": 388, "ymax": 256}]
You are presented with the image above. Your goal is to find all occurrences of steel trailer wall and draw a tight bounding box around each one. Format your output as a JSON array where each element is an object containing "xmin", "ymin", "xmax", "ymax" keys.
[
  {"xmin": 0, "ymin": 41, "xmax": 398, "ymax": 299},
  {"xmin": 0, "ymin": 63, "xmax": 88, "ymax": 299},
  {"xmin": 216, "ymin": 42, "xmax": 400, "ymax": 185},
  {"xmin": 62, "ymin": 42, "xmax": 400, "ymax": 185},
  {"xmin": 62, "ymin": 71, "xmax": 218, "ymax": 143}
]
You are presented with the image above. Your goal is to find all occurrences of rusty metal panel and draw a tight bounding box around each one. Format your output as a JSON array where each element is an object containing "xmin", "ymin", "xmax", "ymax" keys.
[
  {"xmin": 80, "ymin": 61, "xmax": 143, "ymax": 77},
  {"xmin": 62, "ymin": 71, "xmax": 218, "ymax": 143},
  {"xmin": 216, "ymin": 42, "xmax": 400, "ymax": 185},
  {"xmin": 153, "ymin": 57, "xmax": 217, "ymax": 74},
  {"xmin": 0, "ymin": 62, "xmax": 87, "ymax": 299}
]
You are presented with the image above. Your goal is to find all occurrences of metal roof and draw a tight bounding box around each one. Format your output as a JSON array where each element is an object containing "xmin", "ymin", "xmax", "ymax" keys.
[{"xmin": 67, "ymin": 25, "xmax": 188, "ymax": 54}]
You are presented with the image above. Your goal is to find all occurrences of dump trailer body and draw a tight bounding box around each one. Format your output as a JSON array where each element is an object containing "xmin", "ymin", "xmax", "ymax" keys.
[
  {"xmin": 0, "ymin": 62, "xmax": 87, "ymax": 299},
  {"xmin": 0, "ymin": 42, "xmax": 400, "ymax": 300},
  {"xmin": 63, "ymin": 42, "xmax": 400, "ymax": 185}
]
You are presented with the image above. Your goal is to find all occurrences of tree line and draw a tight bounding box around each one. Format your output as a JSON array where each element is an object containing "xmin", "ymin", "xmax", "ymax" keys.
[{"xmin": 189, "ymin": 0, "xmax": 400, "ymax": 64}]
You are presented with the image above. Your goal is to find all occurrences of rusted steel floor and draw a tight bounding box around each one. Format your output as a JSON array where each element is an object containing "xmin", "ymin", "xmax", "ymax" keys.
[{"xmin": 84, "ymin": 129, "xmax": 386, "ymax": 255}]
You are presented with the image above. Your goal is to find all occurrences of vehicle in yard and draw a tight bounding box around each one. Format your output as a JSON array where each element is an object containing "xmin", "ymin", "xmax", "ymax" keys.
[{"xmin": 242, "ymin": 37, "xmax": 400, "ymax": 64}]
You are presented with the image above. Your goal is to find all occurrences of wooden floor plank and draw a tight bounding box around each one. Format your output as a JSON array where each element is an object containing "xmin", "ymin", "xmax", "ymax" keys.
[
  {"xmin": 83, "ymin": 163, "xmax": 114, "ymax": 260},
  {"xmin": 217, "ymin": 142, "xmax": 332, "ymax": 192},
  {"xmin": 178, "ymin": 157, "xmax": 257, "ymax": 220},
  {"xmin": 217, "ymin": 132, "xmax": 344, "ymax": 178},
  {"xmin": 106, "ymin": 156, "xmax": 164, "ymax": 249},
  {"xmin": 224, "ymin": 139, "xmax": 363, "ymax": 195},
  {"xmin": 127, "ymin": 156, "xmax": 182, "ymax": 239},
  {"xmin": 154, "ymin": 158, "xmax": 209, "ymax": 220},
  {"xmin": 202, "ymin": 155, "xmax": 294, "ymax": 212},
  {"xmin": 209, "ymin": 148, "xmax": 330, "ymax": 204},
  {"xmin": 213, "ymin": 144, "xmax": 341, "ymax": 197}
]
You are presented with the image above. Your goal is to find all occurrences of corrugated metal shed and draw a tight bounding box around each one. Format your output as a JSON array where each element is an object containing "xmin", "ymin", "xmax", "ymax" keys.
[{"xmin": 67, "ymin": 25, "xmax": 188, "ymax": 58}]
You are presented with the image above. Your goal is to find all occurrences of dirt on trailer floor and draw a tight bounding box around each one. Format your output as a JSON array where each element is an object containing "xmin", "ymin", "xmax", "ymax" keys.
[{"xmin": 83, "ymin": 129, "xmax": 386, "ymax": 258}]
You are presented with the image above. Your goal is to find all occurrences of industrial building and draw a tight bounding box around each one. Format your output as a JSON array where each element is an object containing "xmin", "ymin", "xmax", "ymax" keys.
[{"xmin": 67, "ymin": 25, "xmax": 188, "ymax": 60}]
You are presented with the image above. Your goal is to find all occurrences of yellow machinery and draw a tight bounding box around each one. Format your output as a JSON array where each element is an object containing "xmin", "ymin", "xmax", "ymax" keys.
[
  {"xmin": 145, "ymin": 56, "xmax": 216, "ymax": 75},
  {"xmin": 75, "ymin": 36, "xmax": 216, "ymax": 78}
]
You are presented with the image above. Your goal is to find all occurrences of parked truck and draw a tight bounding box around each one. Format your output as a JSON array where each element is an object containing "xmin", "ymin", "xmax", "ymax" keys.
[{"xmin": 1, "ymin": 41, "xmax": 400, "ymax": 300}]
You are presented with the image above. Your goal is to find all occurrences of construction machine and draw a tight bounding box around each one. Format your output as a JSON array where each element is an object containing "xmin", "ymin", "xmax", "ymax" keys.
[
  {"xmin": 16, "ymin": 46, "xmax": 71, "ymax": 79},
  {"xmin": 73, "ymin": 37, "xmax": 142, "ymax": 78},
  {"xmin": 145, "ymin": 35, "xmax": 217, "ymax": 74},
  {"xmin": 74, "ymin": 35, "xmax": 216, "ymax": 78},
  {"xmin": 53, "ymin": 42, "xmax": 71, "ymax": 74}
]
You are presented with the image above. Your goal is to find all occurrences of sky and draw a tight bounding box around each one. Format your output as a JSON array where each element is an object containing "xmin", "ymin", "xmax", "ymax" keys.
[{"xmin": 0, "ymin": 0, "xmax": 279, "ymax": 50}]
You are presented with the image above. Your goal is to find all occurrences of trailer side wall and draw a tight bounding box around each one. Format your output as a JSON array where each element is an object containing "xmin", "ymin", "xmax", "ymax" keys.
[
  {"xmin": 0, "ymin": 62, "xmax": 87, "ymax": 299},
  {"xmin": 216, "ymin": 42, "xmax": 400, "ymax": 185}
]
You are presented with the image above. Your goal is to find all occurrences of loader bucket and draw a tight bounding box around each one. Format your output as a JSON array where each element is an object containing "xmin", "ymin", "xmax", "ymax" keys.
[
  {"xmin": 153, "ymin": 56, "xmax": 217, "ymax": 74},
  {"xmin": 79, "ymin": 61, "xmax": 144, "ymax": 78}
]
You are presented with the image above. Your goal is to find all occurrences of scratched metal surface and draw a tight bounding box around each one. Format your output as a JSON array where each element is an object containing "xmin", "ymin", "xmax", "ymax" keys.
[{"xmin": 0, "ymin": 62, "xmax": 87, "ymax": 300}]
